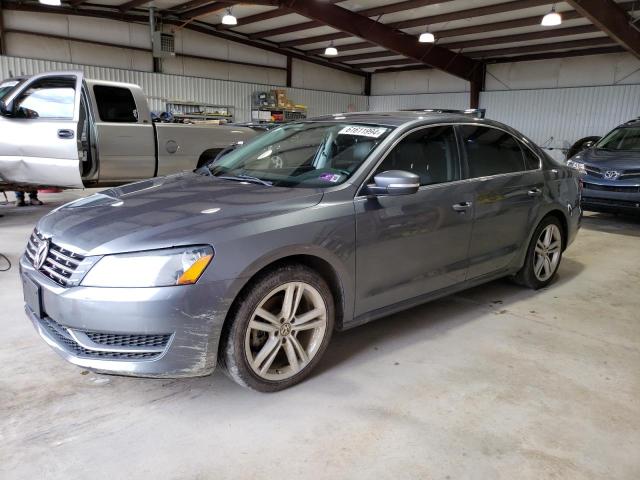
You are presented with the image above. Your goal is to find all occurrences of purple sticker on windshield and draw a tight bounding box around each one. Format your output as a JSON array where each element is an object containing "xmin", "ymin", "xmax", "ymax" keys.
[{"xmin": 319, "ymin": 173, "xmax": 341, "ymax": 183}]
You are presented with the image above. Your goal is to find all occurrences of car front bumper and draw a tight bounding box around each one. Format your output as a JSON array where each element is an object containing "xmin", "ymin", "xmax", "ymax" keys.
[
  {"xmin": 581, "ymin": 179, "xmax": 640, "ymax": 213},
  {"xmin": 20, "ymin": 254, "xmax": 235, "ymax": 378}
]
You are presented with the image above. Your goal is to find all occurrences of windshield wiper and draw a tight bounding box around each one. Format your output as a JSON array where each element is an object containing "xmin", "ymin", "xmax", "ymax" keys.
[{"xmin": 218, "ymin": 174, "xmax": 273, "ymax": 187}]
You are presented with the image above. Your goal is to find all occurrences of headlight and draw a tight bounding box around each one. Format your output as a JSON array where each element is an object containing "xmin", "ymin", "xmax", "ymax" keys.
[
  {"xmin": 566, "ymin": 160, "xmax": 586, "ymax": 173},
  {"xmin": 81, "ymin": 246, "xmax": 213, "ymax": 288}
]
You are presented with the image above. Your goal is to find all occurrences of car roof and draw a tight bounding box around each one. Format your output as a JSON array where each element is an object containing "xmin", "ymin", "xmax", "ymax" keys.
[{"xmin": 309, "ymin": 111, "xmax": 511, "ymax": 130}]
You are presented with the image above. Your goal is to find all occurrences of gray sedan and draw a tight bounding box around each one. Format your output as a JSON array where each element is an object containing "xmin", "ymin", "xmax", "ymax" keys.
[{"xmin": 21, "ymin": 112, "xmax": 581, "ymax": 391}]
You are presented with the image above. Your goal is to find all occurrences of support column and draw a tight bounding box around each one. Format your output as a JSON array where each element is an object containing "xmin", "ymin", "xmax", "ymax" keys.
[
  {"xmin": 286, "ymin": 55, "xmax": 292, "ymax": 87},
  {"xmin": 470, "ymin": 63, "xmax": 486, "ymax": 109},
  {"xmin": 364, "ymin": 72, "xmax": 372, "ymax": 96},
  {"xmin": 0, "ymin": 1, "xmax": 6, "ymax": 56}
]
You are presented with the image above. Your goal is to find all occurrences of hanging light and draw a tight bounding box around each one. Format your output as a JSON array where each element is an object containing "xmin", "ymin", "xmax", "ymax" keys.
[
  {"xmin": 419, "ymin": 31, "xmax": 435, "ymax": 43},
  {"xmin": 541, "ymin": 5, "xmax": 562, "ymax": 26},
  {"xmin": 221, "ymin": 8, "xmax": 238, "ymax": 26},
  {"xmin": 324, "ymin": 42, "xmax": 338, "ymax": 56},
  {"xmin": 39, "ymin": 0, "xmax": 62, "ymax": 5}
]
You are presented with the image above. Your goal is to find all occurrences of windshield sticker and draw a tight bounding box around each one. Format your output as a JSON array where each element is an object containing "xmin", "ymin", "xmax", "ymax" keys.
[
  {"xmin": 338, "ymin": 126, "xmax": 388, "ymax": 138},
  {"xmin": 319, "ymin": 173, "xmax": 342, "ymax": 183}
]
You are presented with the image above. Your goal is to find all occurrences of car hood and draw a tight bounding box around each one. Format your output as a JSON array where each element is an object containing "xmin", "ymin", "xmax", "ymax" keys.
[
  {"xmin": 576, "ymin": 148, "xmax": 640, "ymax": 170},
  {"xmin": 37, "ymin": 172, "xmax": 324, "ymax": 256}
]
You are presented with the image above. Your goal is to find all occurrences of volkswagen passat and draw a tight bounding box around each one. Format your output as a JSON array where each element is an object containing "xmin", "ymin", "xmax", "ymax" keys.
[
  {"xmin": 21, "ymin": 112, "xmax": 581, "ymax": 392},
  {"xmin": 567, "ymin": 117, "xmax": 640, "ymax": 213}
]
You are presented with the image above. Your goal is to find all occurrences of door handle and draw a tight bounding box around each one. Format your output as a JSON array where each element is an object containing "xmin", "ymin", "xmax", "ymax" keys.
[
  {"xmin": 57, "ymin": 129, "xmax": 75, "ymax": 139},
  {"xmin": 527, "ymin": 188, "xmax": 542, "ymax": 197},
  {"xmin": 452, "ymin": 201, "xmax": 473, "ymax": 213}
]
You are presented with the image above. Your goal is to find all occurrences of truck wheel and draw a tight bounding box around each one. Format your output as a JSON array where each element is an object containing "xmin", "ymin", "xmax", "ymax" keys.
[
  {"xmin": 219, "ymin": 265, "xmax": 334, "ymax": 392},
  {"xmin": 514, "ymin": 216, "xmax": 564, "ymax": 290}
]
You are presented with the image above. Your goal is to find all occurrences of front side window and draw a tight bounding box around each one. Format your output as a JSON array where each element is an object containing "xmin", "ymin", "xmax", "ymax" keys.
[
  {"xmin": 521, "ymin": 144, "xmax": 541, "ymax": 170},
  {"xmin": 459, "ymin": 125, "xmax": 526, "ymax": 178},
  {"xmin": 373, "ymin": 126, "xmax": 460, "ymax": 186},
  {"xmin": 209, "ymin": 122, "xmax": 393, "ymax": 188},
  {"xmin": 596, "ymin": 126, "xmax": 640, "ymax": 151},
  {"xmin": 93, "ymin": 85, "xmax": 138, "ymax": 123},
  {"xmin": 14, "ymin": 77, "xmax": 76, "ymax": 119}
]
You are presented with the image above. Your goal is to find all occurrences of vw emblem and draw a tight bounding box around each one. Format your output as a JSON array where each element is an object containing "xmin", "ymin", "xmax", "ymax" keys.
[
  {"xmin": 34, "ymin": 238, "xmax": 50, "ymax": 270},
  {"xmin": 604, "ymin": 170, "xmax": 620, "ymax": 180}
]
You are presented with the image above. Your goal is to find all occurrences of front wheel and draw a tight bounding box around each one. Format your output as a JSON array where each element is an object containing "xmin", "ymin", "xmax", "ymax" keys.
[
  {"xmin": 514, "ymin": 217, "xmax": 564, "ymax": 289},
  {"xmin": 219, "ymin": 265, "xmax": 334, "ymax": 392}
]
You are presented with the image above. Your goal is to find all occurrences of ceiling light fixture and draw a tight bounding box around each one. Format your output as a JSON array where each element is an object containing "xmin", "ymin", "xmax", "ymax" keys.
[
  {"xmin": 39, "ymin": 0, "xmax": 62, "ymax": 5},
  {"xmin": 221, "ymin": 8, "xmax": 238, "ymax": 26},
  {"xmin": 419, "ymin": 30, "xmax": 435, "ymax": 43},
  {"xmin": 324, "ymin": 42, "xmax": 338, "ymax": 56},
  {"xmin": 541, "ymin": 5, "xmax": 562, "ymax": 26}
]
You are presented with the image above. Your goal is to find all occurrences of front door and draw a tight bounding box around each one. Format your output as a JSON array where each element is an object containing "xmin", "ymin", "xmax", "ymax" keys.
[
  {"xmin": 456, "ymin": 125, "xmax": 544, "ymax": 279},
  {"xmin": 355, "ymin": 125, "xmax": 475, "ymax": 316},
  {"xmin": 89, "ymin": 84, "xmax": 155, "ymax": 183},
  {"xmin": 0, "ymin": 72, "xmax": 84, "ymax": 188}
]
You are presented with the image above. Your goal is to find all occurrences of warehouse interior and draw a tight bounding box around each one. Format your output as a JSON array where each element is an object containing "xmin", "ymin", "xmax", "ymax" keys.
[{"xmin": 1, "ymin": 1, "xmax": 639, "ymax": 478}]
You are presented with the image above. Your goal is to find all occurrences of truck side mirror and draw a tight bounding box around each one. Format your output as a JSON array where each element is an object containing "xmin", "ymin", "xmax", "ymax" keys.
[{"xmin": 0, "ymin": 99, "xmax": 13, "ymax": 117}]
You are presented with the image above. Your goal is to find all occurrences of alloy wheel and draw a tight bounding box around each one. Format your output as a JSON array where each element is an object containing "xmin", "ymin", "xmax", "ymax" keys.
[
  {"xmin": 244, "ymin": 282, "xmax": 328, "ymax": 381},
  {"xmin": 533, "ymin": 224, "xmax": 562, "ymax": 282}
]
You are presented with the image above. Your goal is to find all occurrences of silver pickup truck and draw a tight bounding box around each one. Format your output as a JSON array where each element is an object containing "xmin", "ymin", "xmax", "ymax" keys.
[{"xmin": 0, "ymin": 71, "xmax": 257, "ymax": 189}]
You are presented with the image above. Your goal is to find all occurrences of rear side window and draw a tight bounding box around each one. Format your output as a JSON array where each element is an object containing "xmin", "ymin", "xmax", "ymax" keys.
[
  {"xmin": 94, "ymin": 85, "xmax": 137, "ymax": 123},
  {"xmin": 521, "ymin": 145, "xmax": 541, "ymax": 170},
  {"xmin": 459, "ymin": 125, "xmax": 525, "ymax": 178}
]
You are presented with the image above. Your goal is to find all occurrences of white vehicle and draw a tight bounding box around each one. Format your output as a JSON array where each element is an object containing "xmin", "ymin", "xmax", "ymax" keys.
[{"xmin": 0, "ymin": 71, "xmax": 258, "ymax": 189}]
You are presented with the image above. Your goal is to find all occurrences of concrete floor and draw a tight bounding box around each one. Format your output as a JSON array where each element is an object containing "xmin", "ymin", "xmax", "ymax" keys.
[{"xmin": 1, "ymin": 190, "xmax": 639, "ymax": 480}]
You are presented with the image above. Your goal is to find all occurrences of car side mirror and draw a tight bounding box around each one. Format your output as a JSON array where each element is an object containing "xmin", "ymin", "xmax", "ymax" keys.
[
  {"xmin": 0, "ymin": 99, "xmax": 13, "ymax": 117},
  {"xmin": 582, "ymin": 140, "xmax": 595, "ymax": 149},
  {"xmin": 368, "ymin": 170, "xmax": 420, "ymax": 196}
]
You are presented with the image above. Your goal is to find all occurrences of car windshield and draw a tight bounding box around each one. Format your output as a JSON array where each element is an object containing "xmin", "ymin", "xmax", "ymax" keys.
[
  {"xmin": 0, "ymin": 79, "xmax": 22, "ymax": 101},
  {"xmin": 596, "ymin": 126, "xmax": 640, "ymax": 151},
  {"xmin": 208, "ymin": 122, "xmax": 393, "ymax": 188}
]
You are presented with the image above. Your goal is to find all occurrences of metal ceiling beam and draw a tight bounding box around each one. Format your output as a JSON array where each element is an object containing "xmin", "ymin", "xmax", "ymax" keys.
[
  {"xmin": 169, "ymin": 0, "xmax": 220, "ymax": 12},
  {"xmin": 249, "ymin": 0, "xmax": 455, "ymax": 39},
  {"xmin": 565, "ymin": 0, "xmax": 640, "ymax": 59},
  {"xmin": 281, "ymin": 0, "xmax": 483, "ymax": 82},
  {"xmin": 485, "ymin": 45, "xmax": 626, "ymax": 63},
  {"xmin": 371, "ymin": 45, "xmax": 627, "ymax": 73},
  {"xmin": 280, "ymin": 0, "xmax": 556, "ymax": 48},
  {"xmin": 442, "ymin": 25, "xmax": 601, "ymax": 50},
  {"xmin": 1, "ymin": 2, "xmax": 367, "ymax": 78},
  {"xmin": 299, "ymin": 1, "xmax": 635, "ymax": 52},
  {"xmin": 177, "ymin": 1, "xmax": 235, "ymax": 18},
  {"xmin": 329, "ymin": 25, "xmax": 602, "ymax": 63},
  {"xmin": 119, "ymin": 0, "xmax": 155, "ymax": 12},
  {"xmin": 218, "ymin": 0, "xmax": 342, "ymax": 29},
  {"xmin": 468, "ymin": 37, "xmax": 615, "ymax": 58},
  {"xmin": 356, "ymin": 58, "xmax": 419, "ymax": 69}
]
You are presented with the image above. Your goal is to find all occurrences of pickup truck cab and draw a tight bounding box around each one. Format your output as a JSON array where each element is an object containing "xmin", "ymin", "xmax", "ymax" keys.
[{"xmin": 0, "ymin": 71, "xmax": 257, "ymax": 189}]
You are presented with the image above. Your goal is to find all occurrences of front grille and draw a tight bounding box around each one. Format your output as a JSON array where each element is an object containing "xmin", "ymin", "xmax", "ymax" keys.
[
  {"xmin": 38, "ymin": 316, "xmax": 170, "ymax": 360},
  {"xmin": 85, "ymin": 332, "xmax": 171, "ymax": 349},
  {"xmin": 583, "ymin": 183, "xmax": 640, "ymax": 193},
  {"xmin": 585, "ymin": 165, "xmax": 603, "ymax": 178},
  {"xmin": 25, "ymin": 230, "xmax": 86, "ymax": 287},
  {"xmin": 582, "ymin": 196, "xmax": 640, "ymax": 208}
]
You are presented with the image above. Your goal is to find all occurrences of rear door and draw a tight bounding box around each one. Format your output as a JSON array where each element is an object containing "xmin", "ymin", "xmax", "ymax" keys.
[
  {"xmin": 354, "ymin": 125, "xmax": 476, "ymax": 316},
  {"xmin": 457, "ymin": 125, "xmax": 544, "ymax": 279},
  {"xmin": 89, "ymin": 84, "xmax": 155, "ymax": 183},
  {"xmin": 0, "ymin": 72, "xmax": 84, "ymax": 188}
]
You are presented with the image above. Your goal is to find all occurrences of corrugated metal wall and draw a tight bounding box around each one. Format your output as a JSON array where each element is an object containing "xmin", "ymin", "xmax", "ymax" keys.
[
  {"xmin": 369, "ymin": 92, "xmax": 469, "ymax": 112},
  {"xmin": 480, "ymin": 85, "xmax": 640, "ymax": 149},
  {"xmin": 0, "ymin": 55, "xmax": 368, "ymax": 121}
]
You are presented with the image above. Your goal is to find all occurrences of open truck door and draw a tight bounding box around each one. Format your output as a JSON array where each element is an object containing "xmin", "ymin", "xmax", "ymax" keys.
[{"xmin": 0, "ymin": 71, "xmax": 85, "ymax": 188}]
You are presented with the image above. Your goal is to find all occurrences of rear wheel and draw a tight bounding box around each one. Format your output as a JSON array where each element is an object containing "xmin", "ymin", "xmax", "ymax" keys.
[
  {"xmin": 514, "ymin": 216, "xmax": 564, "ymax": 289},
  {"xmin": 219, "ymin": 265, "xmax": 334, "ymax": 392}
]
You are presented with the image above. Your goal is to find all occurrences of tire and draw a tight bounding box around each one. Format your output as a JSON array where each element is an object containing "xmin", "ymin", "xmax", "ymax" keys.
[
  {"xmin": 514, "ymin": 216, "xmax": 564, "ymax": 289},
  {"xmin": 219, "ymin": 264, "xmax": 335, "ymax": 392}
]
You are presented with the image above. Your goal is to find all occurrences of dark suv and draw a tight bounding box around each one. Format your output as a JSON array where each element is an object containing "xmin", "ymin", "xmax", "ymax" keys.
[{"xmin": 567, "ymin": 118, "xmax": 640, "ymax": 213}]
